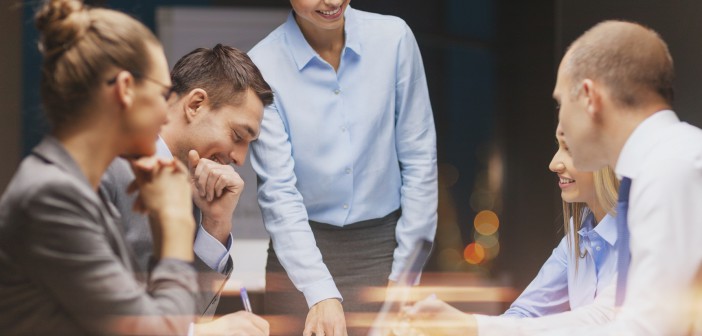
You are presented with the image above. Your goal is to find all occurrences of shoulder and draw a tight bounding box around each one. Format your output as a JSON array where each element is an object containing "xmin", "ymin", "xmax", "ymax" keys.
[
  {"xmin": 640, "ymin": 123, "xmax": 702, "ymax": 184},
  {"xmin": 352, "ymin": 8, "xmax": 409, "ymax": 33},
  {"xmin": 351, "ymin": 8, "xmax": 413, "ymax": 45},
  {"xmin": 248, "ymin": 22, "xmax": 288, "ymax": 59},
  {"xmin": 2, "ymin": 156, "xmax": 98, "ymax": 221}
]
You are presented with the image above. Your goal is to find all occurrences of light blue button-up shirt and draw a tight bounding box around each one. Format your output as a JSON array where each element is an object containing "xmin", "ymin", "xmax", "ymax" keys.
[
  {"xmin": 503, "ymin": 212, "xmax": 618, "ymax": 318},
  {"xmin": 248, "ymin": 7, "xmax": 437, "ymax": 307},
  {"xmin": 156, "ymin": 137, "xmax": 232, "ymax": 273}
]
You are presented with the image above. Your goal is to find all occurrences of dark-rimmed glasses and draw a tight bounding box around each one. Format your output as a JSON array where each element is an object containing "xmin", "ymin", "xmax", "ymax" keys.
[{"xmin": 106, "ymin": 71, "xmax": 176, "ymax": 101}]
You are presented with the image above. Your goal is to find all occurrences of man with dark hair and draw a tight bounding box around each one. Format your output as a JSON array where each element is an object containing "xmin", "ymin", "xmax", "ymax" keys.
[{"xmin": 101, "ymin": 44, "xmax": 274, "ymax": 335}]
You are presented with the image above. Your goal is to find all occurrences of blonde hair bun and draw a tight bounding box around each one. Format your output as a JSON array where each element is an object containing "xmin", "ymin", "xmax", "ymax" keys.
[{"xmin": 35, "ymin": 0, "xmax": 90, "ymax": 57}]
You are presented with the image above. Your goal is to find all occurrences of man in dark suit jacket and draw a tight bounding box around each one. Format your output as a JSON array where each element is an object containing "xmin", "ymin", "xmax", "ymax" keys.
[{"xmin": 101, "ymin": 44, "xmax": 273, "ymax": 335}]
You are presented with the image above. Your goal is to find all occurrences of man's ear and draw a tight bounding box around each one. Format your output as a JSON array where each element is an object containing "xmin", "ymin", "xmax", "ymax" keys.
[
  {"xmin": 183, "ymin": 88, "xmax": 208, "ymax": 123},
  {"xmin": 581, "ymin": 79, "xmax": 603, "ymax": 122}
]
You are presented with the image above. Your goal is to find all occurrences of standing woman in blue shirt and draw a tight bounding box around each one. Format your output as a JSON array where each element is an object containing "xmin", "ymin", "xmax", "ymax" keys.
[
  {"xmin": 248, "ymin": 0, "xmax": 437, "ymax": 335},
  {"xmin": 403, "ymin": 125, "xmax": 620, "ymax": 335}
]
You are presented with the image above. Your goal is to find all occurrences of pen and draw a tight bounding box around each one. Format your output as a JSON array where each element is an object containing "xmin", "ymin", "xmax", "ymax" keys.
[{"xmin": 240, "ymin": 287, "xmax": 252, "ymax": 313}]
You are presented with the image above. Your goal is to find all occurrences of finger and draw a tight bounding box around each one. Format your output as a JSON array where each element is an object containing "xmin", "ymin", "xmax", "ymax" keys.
[
  {"xmin": 187, "ymin": 150, "xmax": 200, "ymax": 174},
  {"xmin": 303, "ymin": 321, "xmax": 314, "ymax": 336},
  {"xmin": 197, "ymin": 162, "xmax": 212, "ymax": 198},
  {"xmin": 131, "ymin": 156, "xmax": 158, "ymax": 171},
  {"xmin": 205, "ymin": 168, "xmax": 223, "ymax": 202}
]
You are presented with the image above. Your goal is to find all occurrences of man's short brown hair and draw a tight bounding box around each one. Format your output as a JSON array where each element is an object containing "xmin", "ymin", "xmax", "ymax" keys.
[{"xmin": 171, "ymin": 44, "xmax": 273, "ymax": 108}]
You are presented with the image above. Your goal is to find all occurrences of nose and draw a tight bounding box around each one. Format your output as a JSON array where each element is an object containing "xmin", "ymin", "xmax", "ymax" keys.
[
  {"xmin": 549, "ymin": 152, "xmax": 565, "ymax": 173},
  {"xmin": 229, "ymin": 146, "xmax": 249, "ymax": 167}
]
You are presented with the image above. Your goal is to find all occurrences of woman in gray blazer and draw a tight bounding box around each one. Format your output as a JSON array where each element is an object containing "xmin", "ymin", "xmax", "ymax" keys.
[{"xmin": 0, "ymin": 0, "xmax": 203, "ymax": 334}]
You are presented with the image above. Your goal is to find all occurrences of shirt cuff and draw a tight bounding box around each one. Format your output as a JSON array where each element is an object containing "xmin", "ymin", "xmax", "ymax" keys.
[
  {"xmin": 302, "ymin": 278, "xmax": 343, "ymax": 308},
  {"xmin": 193, "ymin": 224, "xmax": 232, "ymax": 274}
]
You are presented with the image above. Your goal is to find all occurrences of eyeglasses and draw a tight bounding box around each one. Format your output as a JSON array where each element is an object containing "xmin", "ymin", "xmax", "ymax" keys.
[{"xmin": 106, "ymin": 71, "xmax": 177, "ymax": 101}]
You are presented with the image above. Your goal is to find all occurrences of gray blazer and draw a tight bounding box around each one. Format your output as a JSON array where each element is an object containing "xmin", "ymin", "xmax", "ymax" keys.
[
  {"xmin": 101, "ymin": 157, "xmax": 233, "ymax": 318},
  {"xmin": 0, "ymin": 136, "xmax": 198, "ymax": 335}
]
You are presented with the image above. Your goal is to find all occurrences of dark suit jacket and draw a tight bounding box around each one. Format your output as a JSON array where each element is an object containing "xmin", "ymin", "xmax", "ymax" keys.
[
  {"xmin": 101, "ymin": 156, "xmax": 233, "ymax": 319},
  {"xmin": 0, "ymin": 136, "xmax": 198, "ymax": 335}
]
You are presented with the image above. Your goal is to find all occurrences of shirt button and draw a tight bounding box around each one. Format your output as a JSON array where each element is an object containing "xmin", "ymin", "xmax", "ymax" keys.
[
  {"xmin": 341, "ymin": 126, "xmax": 347, "ymax": 132},
  {"xmin": 334, "ymin": 89, "xmax": 341, "ymax": 95},
  {"xmin": 595, "ymin": 246, "xmax": 601, "ymax": 251},
  {"xmin": 345, "ymin": 168, "xmax": 352, "ymax": 174},
  {"xmin": 343, "ymin": 204, "xmax": 349, "ymax": 209}
]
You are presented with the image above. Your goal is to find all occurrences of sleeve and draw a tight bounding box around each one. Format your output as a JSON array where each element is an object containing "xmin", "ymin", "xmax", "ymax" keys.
[
  {"xmin": 250, "ymin": 99, "xmax": 342, "ymax": 308},
  {"xmin": 501, "ymin": 236, "xmax": 571, "ymax": 318},
  {"xmin": 193, "ymin": 225, "xmax": 232, "ymax": 274},
  {"xmin": 390, "ymin": 22, "xmax": 439, "ymax": 282},
  {"xmin": 474, "ymin": 282, "xmax": 616, "ymax": 336},
  {"xmin": 19, "ymin": 183, "xmax": 198, "ymax": 335}
]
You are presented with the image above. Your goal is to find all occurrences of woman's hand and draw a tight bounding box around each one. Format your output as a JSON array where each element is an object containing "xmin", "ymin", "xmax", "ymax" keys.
[{"xmin": 129, "ymin": 157, "xmax": 195, "ymax": 261}]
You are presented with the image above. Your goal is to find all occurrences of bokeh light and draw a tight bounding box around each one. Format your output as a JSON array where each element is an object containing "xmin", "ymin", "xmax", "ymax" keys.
[
  {"xmin": 474, "ymin": 210, "xmax": 499, "ymax": 235},
  {"xmin": 475, "ymin": 233, "xmax": 500, "ymax": 260},
  {"xmin": 463, "ymin": 242, "xmax": 485, "ymax": 264}
]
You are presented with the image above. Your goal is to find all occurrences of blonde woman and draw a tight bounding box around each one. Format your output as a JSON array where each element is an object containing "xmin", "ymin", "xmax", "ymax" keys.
[
  {"xmin": 0, "ymin": 0, "xmax": 207, "ymax": 334},
  {"xmin": 403, "ymin": 124, "xmax": 620, "ymax": 335}
]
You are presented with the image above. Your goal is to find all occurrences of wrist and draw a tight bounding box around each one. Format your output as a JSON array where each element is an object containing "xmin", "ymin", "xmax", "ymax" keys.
[{"xmin": 201, "ymin": 216, "xmax": 233, "ymax": 244}]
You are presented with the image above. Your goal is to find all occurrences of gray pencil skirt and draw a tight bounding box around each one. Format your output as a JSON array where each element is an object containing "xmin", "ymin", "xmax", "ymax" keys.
[{"xmin": 264, "ymin": 209, "xmax": 400, "ymax": 336}]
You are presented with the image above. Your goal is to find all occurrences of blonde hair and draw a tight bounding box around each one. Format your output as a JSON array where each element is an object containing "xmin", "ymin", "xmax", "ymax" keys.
[
  {"xmin": 562, "ymin": 166, "xmax": 619, "ymax": 271},
  {"xmin": 35, "ymin": 0, "xmax": 159, "ymax": 129}
]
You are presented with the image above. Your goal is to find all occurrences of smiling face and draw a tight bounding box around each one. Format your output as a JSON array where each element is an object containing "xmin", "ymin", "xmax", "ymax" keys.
[
  {"xmin": 290, "ymin": 0, "xmax": 350, "ymax": 32},
  {"xmin": 549, "ymin": 125, "xmax": 596, "ymax": 205},
  {"xmin": 172, "ymin": 88, "xmax": 264, "ymax": 167}
]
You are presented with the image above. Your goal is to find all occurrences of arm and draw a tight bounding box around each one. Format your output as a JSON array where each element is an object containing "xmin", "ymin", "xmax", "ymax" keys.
[
  {"xmin": 474, "ymin": 282, "xmax": 615, "ymax": 336},
  {"xmin": 20, "ymin": 165, "xmax": 197, "ymax": 335},
  {"xmin": 188, "ymin": 150, "xmax": 242, "ymax": 317},
  {"xmin": 501, "ymin": 237, "xmax": 571, "ymax": 318},
  {"xmin": 102, "ymin": 157, "xmax": 231, "ymax": 318},
  {"xmin": 250, "ymin": 100, "xmax": 345, "ymax": 323},
  {"xmin": 391, "ymin": 23, "xmax": 438, "ymax": 283}
]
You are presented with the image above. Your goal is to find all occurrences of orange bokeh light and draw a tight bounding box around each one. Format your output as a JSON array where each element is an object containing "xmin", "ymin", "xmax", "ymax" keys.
[
  {"xmin": 474, "ymin": 210, "xmax": 499, "ymax": 236},
  {"xmin": 463, "ymin": 242, "xmax": 485, "ymax": 264}
]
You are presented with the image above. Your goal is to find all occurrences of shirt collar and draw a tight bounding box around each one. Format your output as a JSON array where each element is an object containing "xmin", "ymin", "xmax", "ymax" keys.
[
  {"xmin": 284, "ymin": 6, "xmax": 362, "ymax": 71},
  {"xmin": 578, "ymin": 212, "xmax": 617, "ymax": 247},
  {"xmin": 593, "ymin": 213, "xmax": 617, "ymax": 246},
  {"xmin": 615, "ymin": 110, "xmax": 680, "ymax": 179},
  {"xmin": 155, "ymin": 136, "xmax": 174, "ymax": 159}
]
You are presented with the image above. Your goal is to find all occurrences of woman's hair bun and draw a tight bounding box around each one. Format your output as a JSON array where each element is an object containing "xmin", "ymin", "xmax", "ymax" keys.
[{"xmin": 35, "ymin": 0, "xmax": 90, "ymax": 57}]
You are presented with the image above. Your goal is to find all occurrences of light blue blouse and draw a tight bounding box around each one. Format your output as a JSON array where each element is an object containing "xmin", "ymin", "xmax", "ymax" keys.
[
  {"xmin": 503, "ymin": 211, "xmax": 618, "ymax": 317},
  {"xmin": 248, "ymin": 7, "xmax": 437, "ymax": 307}
]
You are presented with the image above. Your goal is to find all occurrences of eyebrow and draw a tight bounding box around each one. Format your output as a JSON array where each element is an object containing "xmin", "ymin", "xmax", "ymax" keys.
[{"xmin": 234, "ymin": 124, "xmax": 259, "ymax": 140}]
